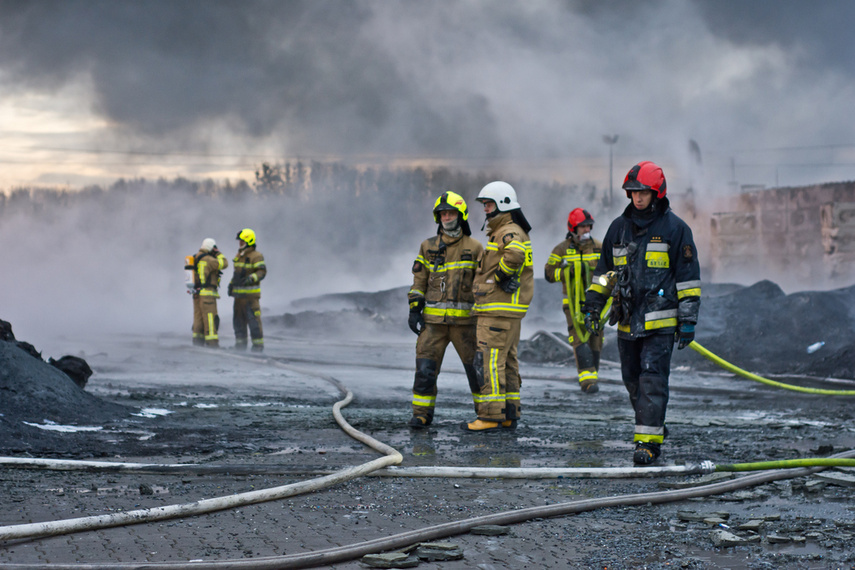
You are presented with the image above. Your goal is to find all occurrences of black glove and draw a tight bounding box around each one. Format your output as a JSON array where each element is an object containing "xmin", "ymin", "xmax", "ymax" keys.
[
  {"xmin": 495, "ymin": 268, "xmax": 520, "ymax": 294},
  {"xmin": 675, "ymin": 323, "xmax": 695, "ymax": 350},
  {"xmin": 584, "ymin": 311, "xmax": 600, "ymax": 335},
  {"xmin": 227, "ymin": 282, "xmax": 234, "ymax": 297},
  {"xmin": 408, "ymin": 310, "xmax": 425, "ymax": 335}
]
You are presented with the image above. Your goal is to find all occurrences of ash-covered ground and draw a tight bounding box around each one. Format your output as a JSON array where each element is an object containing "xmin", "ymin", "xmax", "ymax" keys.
[{"xmin": 1, "ymin": 280, "xmax": 855, "ymax": 569}]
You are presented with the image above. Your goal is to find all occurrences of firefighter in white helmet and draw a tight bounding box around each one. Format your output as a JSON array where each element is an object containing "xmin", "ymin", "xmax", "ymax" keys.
[
  {"xmin": 464, "ymin": 181, "xmax": 534, "ymax": 432},
  {"xmin": 229, "ymin": 228, "xmax": 266, "ymax": 351},
  {"xmin": 191, "ymin": 238, "xmax": 228, "ymax": 347},
  {"xmin": 407, "ymin": 192, "xmax": 484, "ymax": 428},
  {"xmin": 544, "ymin": 208, "xmax": 604, "ymax": 393}
]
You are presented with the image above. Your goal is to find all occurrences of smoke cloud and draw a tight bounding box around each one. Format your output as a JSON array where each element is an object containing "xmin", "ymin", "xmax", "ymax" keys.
[{"xmin": 2, "ymin": 0, "xmax": 855, "ymax": 189}]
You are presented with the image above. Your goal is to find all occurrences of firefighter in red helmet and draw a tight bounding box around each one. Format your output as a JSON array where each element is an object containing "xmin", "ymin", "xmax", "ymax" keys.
[
  {"xmin": 544, "ymin": 208, "xmax": 604, "ymax": 393},
  {"xmin": 585, "ymin": 161, "xmax": 701, "ymax": 465}
]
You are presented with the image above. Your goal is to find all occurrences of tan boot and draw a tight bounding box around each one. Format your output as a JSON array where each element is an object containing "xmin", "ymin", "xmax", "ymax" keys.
[
  {"xmin": 580, "ymin": 379, "xmax": 599, "ymax": 393},
  {"xmin": 462, "ymin": 419, "xmax": 502, "ymax": 432}
]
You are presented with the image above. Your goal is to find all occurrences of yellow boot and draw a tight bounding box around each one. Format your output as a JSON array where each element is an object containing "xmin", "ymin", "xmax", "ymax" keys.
[{"xmin": 462, "ymin": 419, "xmax": 502, "ymax": 432}]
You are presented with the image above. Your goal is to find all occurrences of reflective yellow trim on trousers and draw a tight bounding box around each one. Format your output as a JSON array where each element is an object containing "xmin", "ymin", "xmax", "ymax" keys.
[
  {"xmin": 506, "ymin": 392, "xmax": 519, "ymax": 401},
  {"xmin": 412, "ymin": 394, "xmax": 436, "ymax": 407},
  {"xmin": 205, "ymin": 313, "xmax": 217, "ymax": 341},
  {"xmin": 489, "ymin": 348, "xmax": 499, "ymax": 397},
  {"xmin": 424, "ymin": 307, "xmax": 472, "ymax": 318},
  {"xmin": 634, "ymin": 433, "xmax": 665, "ymax": 444},
  {"xmin": 475, "ymin": 302, "xmax": 529, "ymax": 313},
  {"xmin": 578, "ymin": 370, "xmax": 597, "ymax": 382}
]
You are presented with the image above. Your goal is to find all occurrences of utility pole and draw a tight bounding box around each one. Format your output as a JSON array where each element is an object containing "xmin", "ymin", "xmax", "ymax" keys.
[{"xmin": 602, "ymin": 135, "xmax": 619, "ymax": 206}]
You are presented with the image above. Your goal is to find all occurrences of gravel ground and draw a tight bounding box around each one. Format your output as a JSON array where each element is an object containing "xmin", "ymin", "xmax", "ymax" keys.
[{"xmin": 2, "ymin": 328, "xmax": 855, "ymax": 569}]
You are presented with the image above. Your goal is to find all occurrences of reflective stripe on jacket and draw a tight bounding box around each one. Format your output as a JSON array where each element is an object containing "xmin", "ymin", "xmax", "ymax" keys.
[
  {"xmin": 196, "ymin": 249, "xmax": 228, "ymax": 298},
  {"xmin": 585, "ymin": 198, "xmax": 700, "ymax": 339},
  {"xmin": 232, "ymin": 247, "xmax": 266, "ymax": 297},
  {"xmin": 408, "ymin": 233, "xmax": 483, "ymax": 325},
  {"xmin": 472, "ymin": 212, "xmax": 534, "ymax": 319}
]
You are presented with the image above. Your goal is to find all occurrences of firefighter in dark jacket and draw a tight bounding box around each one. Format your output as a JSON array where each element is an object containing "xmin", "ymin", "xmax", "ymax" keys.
[
  {"xmin": 229, "ymin": 228, "xmax": 266, "ymax": 352},
  {"xmin": 192, "ymin": 238, "xmax": 228, "ymax": 348},
  {"xmin": 544, "ymin": 208, "xmax": 604, "ymax": 393},
  {"xmin": 407, "ymin": 192, "xmax": 484, "ymax": 428},
  {"xmin": 584, "ymin": 161, "xmax": 701, "ymax": 465}
]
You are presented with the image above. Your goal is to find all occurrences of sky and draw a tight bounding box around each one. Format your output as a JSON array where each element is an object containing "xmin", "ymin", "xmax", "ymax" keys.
[
  {"xmin": 2, "ymin": 0, "xmax": 855, "ymax": 345},
  {"xmin": 2, "ymin": 0, "xmax": 855, "ymax": 192}
]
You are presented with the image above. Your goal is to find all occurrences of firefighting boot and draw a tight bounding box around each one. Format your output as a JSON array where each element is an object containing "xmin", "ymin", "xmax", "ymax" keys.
[
  {"xmin": 192, "ymin": 337, "xmax": 205, "ymax": 347},
  {"xmin": 205, "ymin": 340, "xmax": 220, "ymax": 349},
  {"xmin": 234, "ymin": 338, "xmax": 248, "ymax": 351},
  {"xmin": 633, "ymin": 442, "xmax": 661, "ymax": 465},
  {"xmin": 579, "ymin": 379, "xmax": 599, "ymax": 393},
  {"xmin": 461, "ymin": 419, "xmax": 503, "ymax": 432},
  {"xmin": 408, "ymin": 415, "xmax": 432, "ymax": 429},
  {"xmin": 501, "ymin": 419, "xmax": 518, "ymax": 429}
]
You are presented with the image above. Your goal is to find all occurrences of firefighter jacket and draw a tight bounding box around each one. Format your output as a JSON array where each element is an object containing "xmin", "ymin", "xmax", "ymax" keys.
[
  {"xmin": 472, "ymin": 212, "xmax": 534, "ymax": 319},
  {"xmin": 231, "ymin": 246, "xmax": 266, "ymax": 298},
  {"xmin": 408, "ymin": 232, "xmax": 483, "ymax": 325},
  {"xmin": 544, "ymin": 233, "xmax": 602, "ymax": 315},
  {"xmin": 195, "ymin": 249, "xmax": 228, "ymax": 299},
  {"xmin": 585, "ymin": 197, "xmax": 701, "ymax": 339}
]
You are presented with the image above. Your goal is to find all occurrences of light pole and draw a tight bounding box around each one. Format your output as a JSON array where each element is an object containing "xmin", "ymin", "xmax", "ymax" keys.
[{"xmin": 602, "ymin": 134, "xmax": 619, "ymax": 206}]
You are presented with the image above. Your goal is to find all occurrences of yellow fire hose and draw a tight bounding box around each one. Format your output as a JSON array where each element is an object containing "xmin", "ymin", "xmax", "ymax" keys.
[
  {"xmin": 689, "ymin": 341, "xmax": 855, "ymax": 396},
  {"xmin": 563, "ymin": 258, "xmax": 612, "ymax": 344}
]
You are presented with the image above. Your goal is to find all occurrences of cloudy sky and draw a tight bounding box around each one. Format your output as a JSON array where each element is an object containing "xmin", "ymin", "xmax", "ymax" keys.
[{"xmin": 2, "ymin": 0, "xmax": 855, "ymax": 191}]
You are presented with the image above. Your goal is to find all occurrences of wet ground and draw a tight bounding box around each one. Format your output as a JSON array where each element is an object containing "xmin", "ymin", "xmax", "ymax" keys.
[{"xmin": 2, "ymin": 328, "xmax": 855, "ymax": 569}]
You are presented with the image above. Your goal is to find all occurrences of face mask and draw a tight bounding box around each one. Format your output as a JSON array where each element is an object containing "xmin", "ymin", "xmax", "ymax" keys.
[
  {"xmin": 442, "ymin": 218, "xmax": 460, "ymax": 232},
  {"xmin": 580, "ymin": 232, "xmax": 592, "ymax": 242}
]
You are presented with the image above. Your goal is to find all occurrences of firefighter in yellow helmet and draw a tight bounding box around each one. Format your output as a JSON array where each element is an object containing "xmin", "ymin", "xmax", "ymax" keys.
[
  {"xmin": 229, "ymin": 228, "xmax": 266, "ymax": 351},
  {"xmin": 191, "ymin": 238, "xmax": 228, "ymax": 347},
  {"xmin": 464, "ymin": 181, "xmax": 534, "ymax": 432},
  {"xmin": 407, "ymin": 192, "xmax": 484, "ymax": 428},
  {"xmin": 544, "ymin": 208, "xmax": 604, "ymax": 393}
]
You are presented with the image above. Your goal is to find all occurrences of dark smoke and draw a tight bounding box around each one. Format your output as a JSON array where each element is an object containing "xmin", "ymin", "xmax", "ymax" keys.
[{"xmin": 2, "ymin": 0, "xmax": 854, "ymax": 187}]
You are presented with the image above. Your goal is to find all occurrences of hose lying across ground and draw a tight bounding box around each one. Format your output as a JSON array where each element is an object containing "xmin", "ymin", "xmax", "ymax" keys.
[
  {"xmin": 689, "ymin": 341, "xmax": 855, "ymax": 396},
  {"xmin": 3, "ymin": 450, "xmax": 854, "ymax": 570},
  {"xmin": 1, "ymin": 349, "xmax": 854, "ymax": 569}
]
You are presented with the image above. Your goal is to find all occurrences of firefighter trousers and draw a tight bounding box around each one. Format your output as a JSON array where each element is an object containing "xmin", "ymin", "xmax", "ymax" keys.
[
  {"xmin": 617, "ymin": 333, "xmax": 674, "ymax": 444},
  {"xmin": 473, "ymin": 316, "xmax": 522, "ymax": 422},
  {"xmin": 192, "ymin": 295, "xmax": 220, "ymax": 347},
  {"xmin": 566, "ymin": 308, "xmax": 604, "ymax": 386},
  {"xmin": 411, "ymin": 323, "xmax": 479, "ymax": 421},
  {"xmin": 233, "ymin": 296, "xmax": 263, "ymax": 350}
]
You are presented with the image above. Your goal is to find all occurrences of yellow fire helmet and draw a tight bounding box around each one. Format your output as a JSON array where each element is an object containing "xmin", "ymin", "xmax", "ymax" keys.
[
  {"xmin": 236, "ymin": 228, "xmax": 256, "ymax": 247},
  {"xmin": 432, "ymin": 191, "xmax": 469, "ymax": 223}
]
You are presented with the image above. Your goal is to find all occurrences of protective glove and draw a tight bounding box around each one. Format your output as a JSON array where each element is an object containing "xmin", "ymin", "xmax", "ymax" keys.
[
  {"xmin": 408, "ymin": 310, "xmax": 425, "ymax": 335},
  {"xmin": 675, "ymin": 323, "xmax": 695, "ymax": 350},
  {"xmin": 584, "ymin": 311, "xmax": 600, "ymax": 335},
  {"xmin": 495, "ymin": 268, "xmax": 520, "ymax": 294},
  {"xmin": 227, "ymin": 282, "xmax": 234, "ymax": 297}
]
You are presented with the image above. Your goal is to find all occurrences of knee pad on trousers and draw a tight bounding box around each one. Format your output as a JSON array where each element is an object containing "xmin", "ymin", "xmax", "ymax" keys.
[
  {"xmin": 463, "ymin": 363, "xmax": 480, "ymax": 393},
  {"xmin": 473, "ymin": 351, "xmax": 486, "ymax": 389},
  {"xmin": 505, "ymin": 401, "xmax": 518, "ymax": 420},
  {"xmin": 413, "ymin": 359, "xmax": 438, "ymax": 393},
  {"xmin": 575, "ymin": 342, "xmax": 595, "ymax": 369}
]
